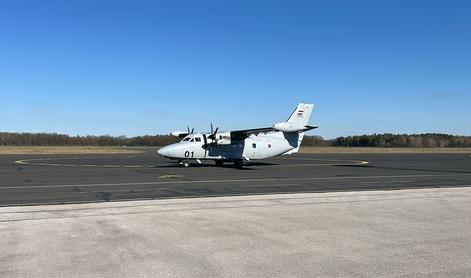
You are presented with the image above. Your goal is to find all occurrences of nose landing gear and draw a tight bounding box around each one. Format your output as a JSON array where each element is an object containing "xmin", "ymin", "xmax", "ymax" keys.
[{"xmin": 178, "ymin": 160, "xmax": 191, "ymax": 168}]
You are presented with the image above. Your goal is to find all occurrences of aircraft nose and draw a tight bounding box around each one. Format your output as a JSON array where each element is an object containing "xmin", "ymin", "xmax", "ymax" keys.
[{"xmin": 157, "ymin": 146, "xmax": 170, "ymax": 157}]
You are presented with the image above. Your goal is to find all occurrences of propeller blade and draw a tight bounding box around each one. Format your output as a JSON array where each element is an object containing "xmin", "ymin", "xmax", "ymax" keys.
[
  {"xmin": 210, "ymin": 123, "xmax": 214, "ymax": 134},
  {"xmin": 191, "ymin": 128, "xmax": 194, "ymax": 134}
]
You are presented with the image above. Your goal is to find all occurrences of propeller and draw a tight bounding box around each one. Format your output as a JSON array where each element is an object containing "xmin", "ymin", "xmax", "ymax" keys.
[
  {"xmin": 208, "ymin": 123, "xmax": 219, "ymax": 140},
  {"xmin": 187, "ymin": 126, "xmax": 194, "ymax": 134}
]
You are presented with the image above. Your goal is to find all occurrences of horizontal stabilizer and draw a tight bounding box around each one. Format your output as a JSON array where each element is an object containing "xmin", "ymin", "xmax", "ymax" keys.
[{"xmin": 302, "ymin": 125, "xmax": 318, "ymax": 132}]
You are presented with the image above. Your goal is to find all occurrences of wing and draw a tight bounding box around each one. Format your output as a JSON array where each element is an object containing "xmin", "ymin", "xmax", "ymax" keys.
[
  {"xmin": 230, "ymin": 127, "xmax": 275, "ymax": 141},
  {"xmin": 230, "ymin": 125, "xmax": 319, "ymax": 141},
  {"xmin": 232, "ymin": 127, "xmax": 275, "ymax": 136}
]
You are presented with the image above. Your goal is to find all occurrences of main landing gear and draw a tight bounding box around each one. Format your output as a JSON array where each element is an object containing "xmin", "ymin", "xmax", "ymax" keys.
[
  {"xmin": 233, "ymin": 159, "xmax": 244, "ymax": 169},
  {"xmin": 179, "ymin": 159, "xmax": 243, "ymax": 169}
]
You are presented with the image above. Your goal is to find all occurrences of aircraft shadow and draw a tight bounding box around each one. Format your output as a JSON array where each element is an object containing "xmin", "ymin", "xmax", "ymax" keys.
[{"xmin": 149, "ymin": 161, "xmax": 278, "ymax": 170}]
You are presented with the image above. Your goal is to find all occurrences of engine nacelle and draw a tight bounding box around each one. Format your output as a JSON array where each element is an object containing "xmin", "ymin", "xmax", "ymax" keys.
[
  {"xmin": 171, "ymin": 131, "xmax": 188, "ymax": 137},
  {"xmin": 214, "ymin": 131, "xmax": 232, "ymax": 145},
  {"xmin": 273, "ymin": 122, "xmax": 304, "ymax": 132}
]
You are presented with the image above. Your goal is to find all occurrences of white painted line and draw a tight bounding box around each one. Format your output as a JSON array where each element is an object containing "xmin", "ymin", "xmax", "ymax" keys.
[
  {"xmin": 359, "ymin": 182, "xmax": 381, "ymax": 184},
  {"xmin": 1, "ymin": 174, "xmax": 471, "ymax": 190},
  {"xmin": 384, "ymin": 180, "xmax": 413, "ymax": 183}
]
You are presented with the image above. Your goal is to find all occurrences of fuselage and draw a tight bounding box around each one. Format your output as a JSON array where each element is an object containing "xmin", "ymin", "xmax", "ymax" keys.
[{"xmin": 157, "ymin": 131, "xmax": 299, "ymax": 161}]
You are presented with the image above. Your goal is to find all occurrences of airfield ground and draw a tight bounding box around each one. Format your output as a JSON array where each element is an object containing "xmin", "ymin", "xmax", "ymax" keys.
[
  {"xmin": 1, "ymin": 148, "xmax": 471, "ymax": 206},
  {"xmin": 1, "ymin": 148, "xmax": 471, "ymax": 276}
]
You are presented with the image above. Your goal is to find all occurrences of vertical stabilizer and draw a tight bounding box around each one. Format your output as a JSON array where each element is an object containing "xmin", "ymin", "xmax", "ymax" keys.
[
  {"xmin": 286, "ymin": 103, "xmax": 314, "ymax": 126},
  {"xmin": 282, "ymin": 103, "xmax": 315, "ymax": 155}
]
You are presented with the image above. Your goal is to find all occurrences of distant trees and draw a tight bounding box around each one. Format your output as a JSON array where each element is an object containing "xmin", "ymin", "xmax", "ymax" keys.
[
  {"xmin": 1, "ymin": 132, "xmax": 471, "ymax": 148},
  {"xmin": 300, "ymin": 133, "xmax": 471, "ymax": 148},
  {"xmin": 0, "ymin": 133, "xmax": 179, "ymax": 147}
]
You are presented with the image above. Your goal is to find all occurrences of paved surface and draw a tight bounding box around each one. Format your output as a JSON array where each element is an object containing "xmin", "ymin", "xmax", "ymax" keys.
[
  {"xmin": 1, "ymin": 188, "xmax": 471, "ymax": 277},
  {"xmin": 1, "ymin": 150, "xmax": 471, "ymax": 206}
]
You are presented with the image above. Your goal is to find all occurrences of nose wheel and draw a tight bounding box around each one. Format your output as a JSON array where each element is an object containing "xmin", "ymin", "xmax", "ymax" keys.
[{"xmin": 178, "ymin": 160, "xmax": 191, "ymax": 168}]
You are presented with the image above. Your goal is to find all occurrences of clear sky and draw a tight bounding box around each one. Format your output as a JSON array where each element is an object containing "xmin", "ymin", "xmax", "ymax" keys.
[{"xmin": 1, "ymin": 0, "xmax": 470, "ymax": 139}]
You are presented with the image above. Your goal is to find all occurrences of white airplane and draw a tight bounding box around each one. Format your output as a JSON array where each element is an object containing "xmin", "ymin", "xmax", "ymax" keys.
[{"xmin": 157, "ymin": 103, "xmax": 317, "ymax": 168}]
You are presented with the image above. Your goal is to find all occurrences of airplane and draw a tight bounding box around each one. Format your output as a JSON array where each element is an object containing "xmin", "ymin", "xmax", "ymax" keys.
[{"xmin": 157, "ymin": 103, "xmax": 317, "ymax": 168}]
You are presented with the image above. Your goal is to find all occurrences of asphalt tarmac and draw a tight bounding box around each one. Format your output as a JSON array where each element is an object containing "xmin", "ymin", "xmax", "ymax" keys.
[{"xmin": 1, "ymin": 149, "xmax": 471, "ymax": 206}]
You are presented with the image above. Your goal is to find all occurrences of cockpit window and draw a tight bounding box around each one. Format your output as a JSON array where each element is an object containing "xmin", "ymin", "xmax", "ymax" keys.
[
  {"xmin": 182, "ymin": 138, "xmax": 190, "ymax": 142},
  {"xmin": 190, "ymin": 138, "xmax": 195, "ymax": 142},
  {"xmin": 195, "ymin": 137, "xmax": 201, "ymax": 142}
]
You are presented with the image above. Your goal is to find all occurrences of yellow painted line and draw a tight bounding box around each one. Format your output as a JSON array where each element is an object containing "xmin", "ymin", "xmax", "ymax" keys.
[
  {"xmin": 14, "ymin": 156, "xmax": 369, "ymax": 169},
  {"xmin": 279, "ymin": 158, "xmax": 369, "ymax": 166}
]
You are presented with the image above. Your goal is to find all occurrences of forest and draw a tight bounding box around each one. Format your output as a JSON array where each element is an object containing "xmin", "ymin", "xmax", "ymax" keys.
[{"xmin": 1, "ymin": 132, "xmax": 471, "ymax": 148}]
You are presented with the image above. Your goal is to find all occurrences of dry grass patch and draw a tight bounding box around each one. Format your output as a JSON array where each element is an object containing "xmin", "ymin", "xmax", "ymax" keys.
[
  {"xmin": 0, "ymin": 146, "xmax": 146, "ymax": 155},
  {"xmin": 299, "ymin": 147, "xmax": 471, "ymax": 154}
]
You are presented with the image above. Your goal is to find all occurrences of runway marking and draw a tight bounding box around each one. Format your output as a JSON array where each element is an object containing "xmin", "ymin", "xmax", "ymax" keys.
[
  {"xmin": 2, "ymin": 173, "xmax": 471, "ymax": 190},
  {"xmin": 279, "ymin": 157, "xmax": 369, "ymax": 166},
  {"xmin": 359, "ymin": 181, "xmax": 381, "ymax": 184},
  {"xmin": 159, "ymin": 175, "xmax": 184, "ymax": 179},
  {"xmin": 14, "ymin": 157, "xmax": 369, "ymax": 168}
]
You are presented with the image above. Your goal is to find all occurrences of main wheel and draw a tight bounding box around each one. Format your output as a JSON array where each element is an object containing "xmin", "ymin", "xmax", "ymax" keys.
[
  {"xmin": 233, "ymin": 159, "xmax": 243, "ymax": 169},
  {"xmin": 215, "ymin": 160, "xmax": 224, "ymax": 167},
  {"xmin": 182, "ymin": 161, "xmax": 190, "ymax": 168}
]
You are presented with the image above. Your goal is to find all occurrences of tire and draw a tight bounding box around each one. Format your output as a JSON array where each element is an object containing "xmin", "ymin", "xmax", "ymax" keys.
[
  {"xmin": 233, "ymin": 159, "xmax": 243, "ymax": 169},
  {"xmin": 182, "ymin": 161, "xmax": 190, "ymax": 168},
  {"xmin": 215, "ymin": 160, "xmax": 224, "ymax": 167}
]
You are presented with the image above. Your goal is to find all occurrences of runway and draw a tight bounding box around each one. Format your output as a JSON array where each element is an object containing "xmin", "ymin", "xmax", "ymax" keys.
[{"xmin": 1, "ymin": 149, "xmax": 471, "ymax": 206}]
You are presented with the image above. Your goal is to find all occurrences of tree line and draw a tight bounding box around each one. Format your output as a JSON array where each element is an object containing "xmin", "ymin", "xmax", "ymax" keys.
[
  {"xmin": 0, "ymin": 132, "xmax": 179, "ymax": 147},
  {"xmin": 1, "ymin": 132, "xmax": 471, "ymax": 148}
]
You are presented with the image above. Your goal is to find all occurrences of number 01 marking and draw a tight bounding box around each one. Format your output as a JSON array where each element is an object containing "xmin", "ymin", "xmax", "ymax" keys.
[{"xmin": 184, "ymin": 151, "xmax": 194, "ymax": 158}]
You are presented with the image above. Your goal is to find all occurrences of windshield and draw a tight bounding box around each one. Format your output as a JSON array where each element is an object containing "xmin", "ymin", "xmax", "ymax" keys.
[{"xmin": 182, "ymin": 138, "xmax": 190, "ymax": 142}]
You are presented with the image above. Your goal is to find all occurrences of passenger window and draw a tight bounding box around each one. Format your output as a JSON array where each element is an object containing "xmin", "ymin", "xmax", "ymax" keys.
[
  {"xmin": 195, "ymin": 137, "xmax": 201, "ymax": 142},
  {"xmin": 252, "ymin": 143, "xmax": 256, "ymax": 148}
]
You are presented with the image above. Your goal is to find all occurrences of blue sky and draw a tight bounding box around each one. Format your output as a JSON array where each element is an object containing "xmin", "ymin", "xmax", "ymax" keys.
[{"xmin": 1, "ymin": 0, "xmax": 470, "ymax": 139}]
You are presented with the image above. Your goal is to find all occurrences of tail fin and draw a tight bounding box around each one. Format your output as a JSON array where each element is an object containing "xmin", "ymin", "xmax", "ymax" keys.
[
  {"xmin": 286, "ymin": 103, "xmax": 314, "ymax": 127},
  {"xmin": 282, "ymin": 103, "xmax": 315, "ymax": 155}
]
